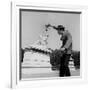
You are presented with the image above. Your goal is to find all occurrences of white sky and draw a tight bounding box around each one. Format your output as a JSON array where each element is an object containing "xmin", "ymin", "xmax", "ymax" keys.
[{"xmin": 21, "ymin": 11, "xmax": 80, "ymax": 51}]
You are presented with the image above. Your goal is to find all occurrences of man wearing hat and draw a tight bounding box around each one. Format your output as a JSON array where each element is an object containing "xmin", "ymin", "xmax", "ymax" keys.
[{"xmin": 49, "ymin": 24, "xmax": 72, "ymax": 77}]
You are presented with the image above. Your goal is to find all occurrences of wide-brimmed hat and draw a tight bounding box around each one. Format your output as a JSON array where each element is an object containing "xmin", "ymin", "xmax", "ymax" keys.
[{"xmin": 57, "ymin": 25, "xmax": 65, "ymax": 31}]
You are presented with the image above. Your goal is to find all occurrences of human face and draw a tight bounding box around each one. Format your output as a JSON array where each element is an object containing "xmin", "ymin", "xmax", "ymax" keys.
[{"xmin": 58, "ymin": 30, "xmax": 63, "ymax": 35}]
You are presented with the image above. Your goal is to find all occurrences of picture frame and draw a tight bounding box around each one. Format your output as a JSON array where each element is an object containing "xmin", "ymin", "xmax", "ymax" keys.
[{"xmin": 11, "ymin": 1, "xmax": 88, "ymax": 88}]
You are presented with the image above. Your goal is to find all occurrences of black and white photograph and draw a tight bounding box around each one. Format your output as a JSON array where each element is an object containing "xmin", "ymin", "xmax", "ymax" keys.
[{"xmin": 20, "ymin": 9, "xmax": 81, "ymax": 80}]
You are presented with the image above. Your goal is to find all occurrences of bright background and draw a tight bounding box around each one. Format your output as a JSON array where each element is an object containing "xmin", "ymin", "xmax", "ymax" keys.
[
  {"xmin": 0, "ymin": 0, "xmax": 90, "ymax": 90},
  {"xmin": 21, "ymin": 11, "xmax": 80, "ymax": 50}
]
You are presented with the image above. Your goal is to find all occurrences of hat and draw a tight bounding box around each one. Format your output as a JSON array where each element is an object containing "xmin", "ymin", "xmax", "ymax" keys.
[{"xmin": 57, "ymin": 25, "xmax": 65, "ymax": 31}]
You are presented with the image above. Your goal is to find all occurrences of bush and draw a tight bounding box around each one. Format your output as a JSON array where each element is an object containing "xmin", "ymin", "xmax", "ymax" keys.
[
  {"xmin": 50, "ymin": 49, "xmax": 64, "ymax": 70},
  {"xmin": 72, "ymin": 51, "xmax": 80, "ymax": 69}
]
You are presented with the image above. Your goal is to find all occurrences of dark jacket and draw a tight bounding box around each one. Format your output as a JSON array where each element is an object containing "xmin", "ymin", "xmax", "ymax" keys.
[{"xmin": 61, "ymin": 30, "xmax": 72, "ymax": 54}]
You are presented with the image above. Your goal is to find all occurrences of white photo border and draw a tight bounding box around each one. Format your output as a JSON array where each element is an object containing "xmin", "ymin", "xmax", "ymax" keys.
[{"xmin": 11, "ymin": 1, "xmax": 88, "ymax": 88}]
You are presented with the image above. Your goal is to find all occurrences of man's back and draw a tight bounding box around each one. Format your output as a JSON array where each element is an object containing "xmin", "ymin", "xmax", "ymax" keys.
[{"xmin": 61, "ymin": 30, "xmax": 72, "ymax": 54}]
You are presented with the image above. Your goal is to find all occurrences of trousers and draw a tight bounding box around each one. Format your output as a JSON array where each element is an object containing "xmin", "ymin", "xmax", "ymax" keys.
[{"xmin": 59, "ymin": 54, "xmax": 71, "ymax": 77}]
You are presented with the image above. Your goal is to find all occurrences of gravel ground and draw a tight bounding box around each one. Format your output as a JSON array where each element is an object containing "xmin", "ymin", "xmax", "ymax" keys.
[{"xmin": 21, "ymin": 67, "xmax": 80, "ymax": 79}]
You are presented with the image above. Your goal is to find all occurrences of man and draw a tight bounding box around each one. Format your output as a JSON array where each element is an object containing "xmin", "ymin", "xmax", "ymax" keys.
[{"xmin": 49, "ymin": 24, "xmax": 72, "ymax": 77}]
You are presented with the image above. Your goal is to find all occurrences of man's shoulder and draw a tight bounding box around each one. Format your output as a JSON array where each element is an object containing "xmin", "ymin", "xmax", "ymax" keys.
[
  {"xmin": 64, "ymin": 30, "xmax": 71, "ymax": 36},
  {"xmin": 64, "ymin": 30, "xmax": 69, "ymax": 34}
]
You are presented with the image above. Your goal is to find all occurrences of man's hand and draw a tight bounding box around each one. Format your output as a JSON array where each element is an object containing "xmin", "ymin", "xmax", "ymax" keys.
[
  {"xmin": 60, "ymin": 47, "xmax": 65, "ymax": 51},
  {"xmin": 45, "ymin": 24, "xmax": 51, "ymax": 28}
]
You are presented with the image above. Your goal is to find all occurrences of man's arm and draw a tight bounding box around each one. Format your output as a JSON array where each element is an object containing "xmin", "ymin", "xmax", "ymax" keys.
[
  {"xmin": 52, "ymin": 26, "xmax": 59, "ymax": 30},
  {"xmin": 63, "ymin": 32, "xmax": 72, "ymax": 49},
  {"xmin": 45, "ymin": 24, "xmax": 59, "ymax": 31}
]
